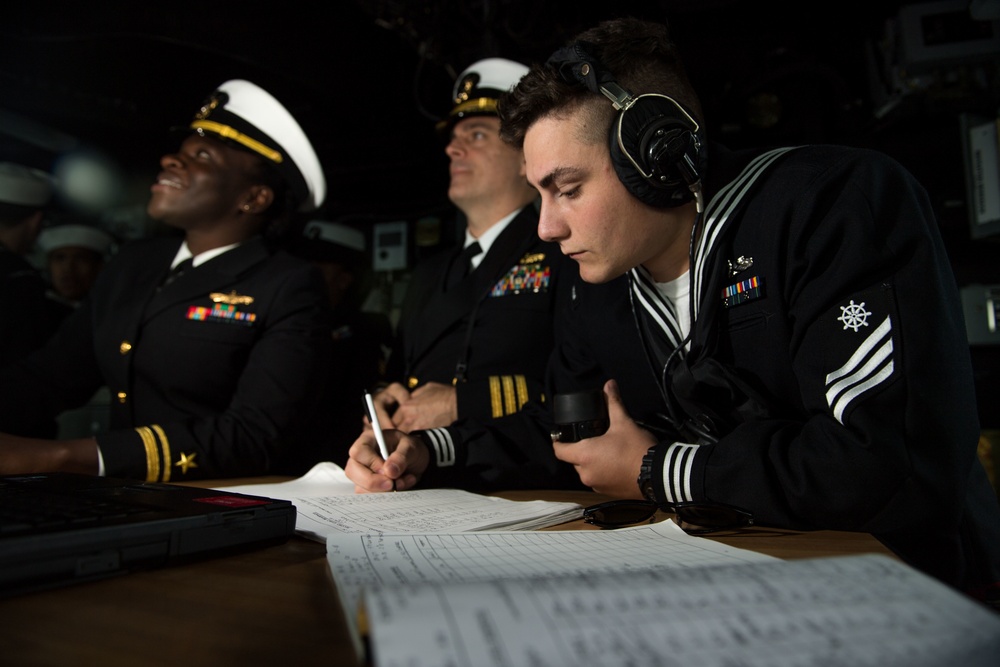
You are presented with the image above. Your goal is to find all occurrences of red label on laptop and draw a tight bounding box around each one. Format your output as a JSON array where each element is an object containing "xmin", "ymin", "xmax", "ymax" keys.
[{"xmin": 193, "ymin": 496, "xmax": 271, "ymax": 507}]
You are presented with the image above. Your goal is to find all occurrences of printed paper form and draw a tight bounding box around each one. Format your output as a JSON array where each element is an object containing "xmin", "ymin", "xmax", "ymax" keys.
[
  {"xmin": 363, "ymin": 553, "xmax": 1000, "ymax": 667},
  {"xmin": 326, "ymin": 520, "xmax": 778, "ymax": 652},
  {"xmin": 217, "ymin": 462, "xmax": 583, "ymax": 541},
  {"xmin": 289, "ymin": 491, "xmax": 582, "ymax": 540}
]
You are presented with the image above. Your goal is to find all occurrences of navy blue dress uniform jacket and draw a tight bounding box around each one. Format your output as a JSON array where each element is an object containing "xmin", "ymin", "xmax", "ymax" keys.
[
  {"xmin": 415, "ymin": 144, "xmax": 1000, "ymax": 596},
  {"xmin": 388, "ymin": 204, "xmax": 574, "ymax": 425},
  {"xmin": 0, "ymin": 235, "xmax": 334, "ymax": 480}
]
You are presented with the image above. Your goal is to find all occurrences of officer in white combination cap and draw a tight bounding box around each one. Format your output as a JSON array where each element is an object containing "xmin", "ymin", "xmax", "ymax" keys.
[
  {"xmin": 0, "ymin": 161, "xmax": 59, "ymax": 368},
  {"xmin": 0, "ymin": 80, "xmax": 337, "ymax": 481},
  {"xmin": 37, "ymin": 224, "xmax": 115, "ymax": 309},
  {"xmin": 348, "ymin": 58, "xmax": 578, "ymax": 494}
]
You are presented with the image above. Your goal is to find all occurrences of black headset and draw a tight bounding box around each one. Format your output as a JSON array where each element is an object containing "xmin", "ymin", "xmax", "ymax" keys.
[{"xmin": 546, "ymin": 41, "xmax": 703, "ymax": 210}]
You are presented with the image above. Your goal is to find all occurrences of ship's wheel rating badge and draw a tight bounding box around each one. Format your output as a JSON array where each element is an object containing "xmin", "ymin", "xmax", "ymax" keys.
[{"xmin": 837, "ymin": 299, "xmax": 872, "ymax": 332}]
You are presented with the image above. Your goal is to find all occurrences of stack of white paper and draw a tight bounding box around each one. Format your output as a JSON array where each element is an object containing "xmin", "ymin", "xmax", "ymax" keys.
[{"xmin": 219, "ymin": 462, "xmax": 583, "ymax": 542}]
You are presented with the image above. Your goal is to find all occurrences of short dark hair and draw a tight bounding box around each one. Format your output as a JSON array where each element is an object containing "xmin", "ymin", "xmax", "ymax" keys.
[{"xmin": 498, "ymin": 17, "xmax": 702, "ymax": 149}]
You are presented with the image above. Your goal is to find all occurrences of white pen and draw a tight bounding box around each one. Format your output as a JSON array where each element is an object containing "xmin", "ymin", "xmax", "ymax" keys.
[{"xmin": 363, "ymin": 391, "xmax": 396, "ymax": 491}]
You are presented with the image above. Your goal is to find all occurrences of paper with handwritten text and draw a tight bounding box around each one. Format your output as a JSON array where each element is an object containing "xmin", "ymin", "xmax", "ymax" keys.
[{"xmin": 218, "ymin": 462, "xmax": 582, "ymax": 541}]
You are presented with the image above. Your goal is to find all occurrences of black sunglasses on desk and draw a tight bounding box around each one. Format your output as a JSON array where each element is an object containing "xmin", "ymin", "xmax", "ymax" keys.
[{"xmin": 583, "ymin": 499, "xmax": 754, "ymax": 535}]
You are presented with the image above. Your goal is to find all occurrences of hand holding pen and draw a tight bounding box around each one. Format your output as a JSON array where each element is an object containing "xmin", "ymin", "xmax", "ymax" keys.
[{"xmin": 363, "ymin": 391, "xmax": 396, "ymax": 491}]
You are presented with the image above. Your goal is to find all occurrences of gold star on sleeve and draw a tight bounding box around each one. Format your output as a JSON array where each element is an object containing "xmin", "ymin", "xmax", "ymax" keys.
[{"xmin": 175, "ymin": 452, "xmax": 199, "ymax": 475}]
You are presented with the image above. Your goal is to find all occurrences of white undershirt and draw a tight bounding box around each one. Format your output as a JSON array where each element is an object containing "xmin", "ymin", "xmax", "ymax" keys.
[{"xmin": 654, "ymin": 270, "xmax": 692, "ymax": 344}]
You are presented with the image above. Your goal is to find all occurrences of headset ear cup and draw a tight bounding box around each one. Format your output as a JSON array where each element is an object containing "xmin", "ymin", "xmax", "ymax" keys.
[
  {"xmin": 610, "ymin": 95, "xmax": 701, "ymax": 208},
  {"xmin": 547, "ymin": 40, "xmax": 702, "ymax": 208},
  {"xmin": 643, "ymin": 121, "xmax": 700, "ymax": 188}
]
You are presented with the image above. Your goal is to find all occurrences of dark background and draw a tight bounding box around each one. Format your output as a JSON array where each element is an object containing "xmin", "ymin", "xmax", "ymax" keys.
[
  {"xmin": 2, "ymin": 0, "xmax": 999, "ymax": 424},
  {"xmin": 2, "ymin": 1, "xmax": 992, "ymax": 218}
]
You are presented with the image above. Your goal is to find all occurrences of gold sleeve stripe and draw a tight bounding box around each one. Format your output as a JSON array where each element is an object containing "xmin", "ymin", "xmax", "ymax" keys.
[
  {"xmin": 151, "ymin": 424, "xmax": 171, "ymax": 483},
  {"xmin": 189, "ymin": 120, "xmax": 284, "ymax": 164},
  {"xmin": 515, "ymin": 375, "xmax": 529, "ymax": 410},
  {"xmin": 501, "ymin": 375, "xmax": 517, "ymax": 416},
  {"xmin": 489, "ymin": 376, "xmax": 503, "ymax": 419},
  {"xmin": 135, "ymin": 426, "xmax": 160, "ymax": 483}
]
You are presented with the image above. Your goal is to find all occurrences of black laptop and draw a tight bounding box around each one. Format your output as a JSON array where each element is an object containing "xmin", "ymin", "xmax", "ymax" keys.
[{"xmin": 0, "ymin": 472, "xmax": 296, "ymax": 597}]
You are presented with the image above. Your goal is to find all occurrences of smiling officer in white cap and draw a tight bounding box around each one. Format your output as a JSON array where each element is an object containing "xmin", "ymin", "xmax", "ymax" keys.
[
  {"xmin": 0, "ymin": 80, "xmax": 337, "ymax": 481},
  {"xmin": 0, "ymin": 161, "xmax": 59, "ymax": 368},
  {"xmin": 186, "ymin": 79, "xmax": 326, "ymax": 214},
  {"xmin": 348, "ymin": 58, "xmax": 578, "ymax": 494}
]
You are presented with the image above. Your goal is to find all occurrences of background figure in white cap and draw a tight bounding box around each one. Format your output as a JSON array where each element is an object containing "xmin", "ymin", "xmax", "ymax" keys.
[
  {"xmin": 36, "ymin": 223, "xmax": 115, "ymax": 317},
  {"xmin": 350, "ymin": 58, "xmax": 579, "ymax": 492},
  {"xmin": 0, "ymin": 161, "xmax": 60, "ymax": 369},
  {"xmin": 0, "ymin": 79, "xmax": 337, "ymax": 480},
  {"xmin": 289, "ymin": 220, "xmax": 394, "ymax": 464}
]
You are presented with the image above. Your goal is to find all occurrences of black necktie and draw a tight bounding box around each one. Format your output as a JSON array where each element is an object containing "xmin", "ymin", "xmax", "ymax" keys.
[
  {"xmin": 161, "ymin": 257, "xmax": 193, "ymax": 288},
  {"xmin": 445, "ymin": 242, "xmax": 481, "ymax": 290}
]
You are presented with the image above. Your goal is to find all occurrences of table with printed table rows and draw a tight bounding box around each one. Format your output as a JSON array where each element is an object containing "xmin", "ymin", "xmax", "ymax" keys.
[{"xmin": 0, "ymin": 483, "xmax": 896, "ymax": 667}]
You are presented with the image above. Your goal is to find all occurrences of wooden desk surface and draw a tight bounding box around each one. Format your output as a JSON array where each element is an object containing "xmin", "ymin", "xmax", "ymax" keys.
[{"xmin": 0, "ymin": 482, "xmax": 895, "ymax": 667}]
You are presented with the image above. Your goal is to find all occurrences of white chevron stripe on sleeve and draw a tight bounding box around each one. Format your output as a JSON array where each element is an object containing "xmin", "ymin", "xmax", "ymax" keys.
[
  {"xmin": 824, "ymin": 316, "xmax": 895, "ymax": 423},
  {"xmin": 830, "ymin": 359, "xmax": 895, "ymax": 424}
]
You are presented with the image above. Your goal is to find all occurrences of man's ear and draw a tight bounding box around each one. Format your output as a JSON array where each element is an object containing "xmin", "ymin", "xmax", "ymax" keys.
[{"xmin": 242, "ymin": 185, "xmax": 274, "ymax": 215}]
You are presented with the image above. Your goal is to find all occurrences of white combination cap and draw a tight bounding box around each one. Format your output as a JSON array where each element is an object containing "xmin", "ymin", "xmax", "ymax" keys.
[
  {"xmin": 302, "ymin": 220, "xmax": 365, "ymax": 252},
  {"xmin": 292, "ymin": 219, "xmax": 367, "ymax": 269},
  {"xmin": 438, "ymin": 57, "xmax": 529, "ymax": 132},
  {"xmin": 0, "ymin": 162, "xmax": 55, "ymax": 207},
  {"xmin": 188, "ymin": 79, "xmax": 326, "ymax": 212},
  {"xmin": 37, "ymin": 224, "xmax": 115, "ymax": 256}
]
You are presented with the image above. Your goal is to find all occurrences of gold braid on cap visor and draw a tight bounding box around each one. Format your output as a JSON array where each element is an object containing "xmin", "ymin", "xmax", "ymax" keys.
[
  {"xmin": 189, "ymin": 120, "xmax": 284, "ymax": 164},
  {"xmin": 449, "ymin": 97, "xmax": 498, "ymax": 117}
]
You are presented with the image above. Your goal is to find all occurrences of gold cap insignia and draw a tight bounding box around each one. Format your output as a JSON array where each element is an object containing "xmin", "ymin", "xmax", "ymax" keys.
[
  {"xmin": 194, "ymin": 92, "xmax": 227, "ymax": 121},
  {"xmin": 454, "ymin": 74, "xmax": 479, "ymax": 105},
  {"xmin": 210, "ymin": 290, "xmax": 254, "ymax": 305}
]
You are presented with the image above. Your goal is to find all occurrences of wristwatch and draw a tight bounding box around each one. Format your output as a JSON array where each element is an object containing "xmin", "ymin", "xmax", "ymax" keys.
[{"xmin": 637, "ymin": 445, "xmax": 659, "ymax": 503}]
